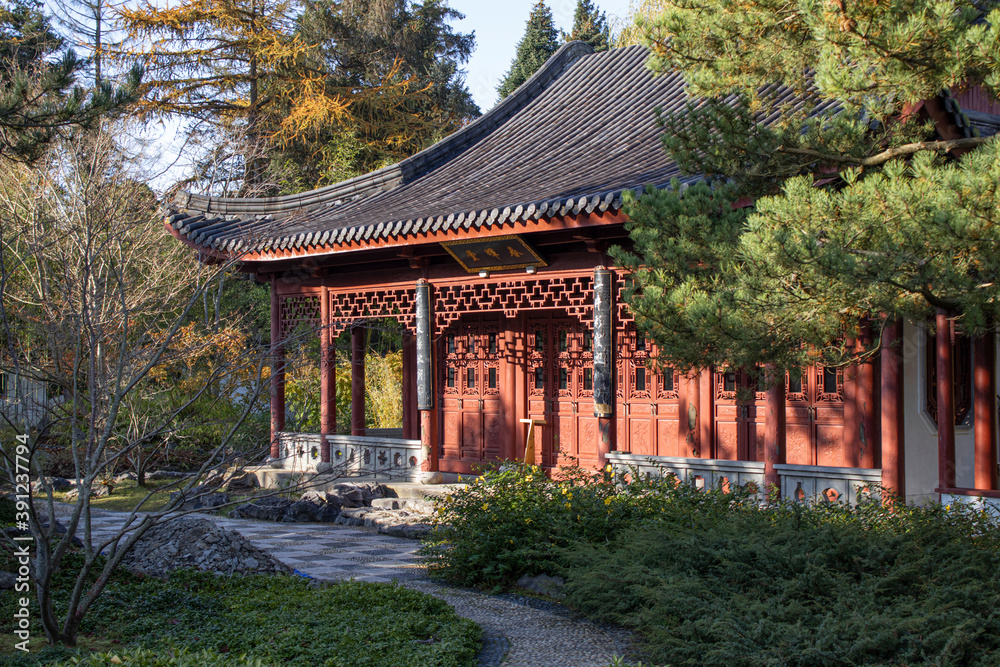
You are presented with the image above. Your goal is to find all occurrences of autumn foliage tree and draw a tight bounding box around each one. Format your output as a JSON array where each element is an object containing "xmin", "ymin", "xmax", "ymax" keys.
[{"xmin": 613, "ymin": 0, "xmax": 1000, "ymax": 371}]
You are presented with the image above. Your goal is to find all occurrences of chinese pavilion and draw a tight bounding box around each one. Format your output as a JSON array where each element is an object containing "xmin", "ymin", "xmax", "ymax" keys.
[{"xmin": 166, "ymin": 42, "xmax": 1000, "ymax": 508}]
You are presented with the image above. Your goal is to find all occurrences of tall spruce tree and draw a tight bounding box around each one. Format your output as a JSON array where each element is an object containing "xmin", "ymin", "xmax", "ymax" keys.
[
  {"xmin": 563, "ymin": 0, "xmax": 609, "ymax": 51},
  {"xmin": 496, "ymin": 1, "xmax": 558, "ymax": 100},
  {"xmin": 612, "ymin": 1, "xmax": 1000, "ymax": 371}
]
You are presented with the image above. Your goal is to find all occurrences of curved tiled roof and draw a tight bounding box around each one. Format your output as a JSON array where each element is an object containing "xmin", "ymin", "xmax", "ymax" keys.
[{"xmin": 167, "ymin": 42, "xmax": 696, "ymax": 257}]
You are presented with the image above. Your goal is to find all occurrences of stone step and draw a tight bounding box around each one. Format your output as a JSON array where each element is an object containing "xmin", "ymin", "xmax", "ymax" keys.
[{"xmin": 380, "ymin": 482, "xmax": 467, "ymax": 501}]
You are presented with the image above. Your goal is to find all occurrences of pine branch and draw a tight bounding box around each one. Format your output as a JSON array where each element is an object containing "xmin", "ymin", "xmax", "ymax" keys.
[{"xmin": 777, "ymin": 137, "xmax": 993, "ymax": 167}]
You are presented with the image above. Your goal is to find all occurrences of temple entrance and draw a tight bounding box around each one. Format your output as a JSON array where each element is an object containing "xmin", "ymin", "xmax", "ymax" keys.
[
  {"xmin": 615, "ymin": 329, "xmax": 682, "ymax": 457},
  {"xmin": 785, "ymin": 367, "xmax": 846, "ymax": 466},
  {"xmin": 526, "ymin": 314, "xmax": 600, "ymax": 468},
  {"xmin": 440, "ymin": 315, "xmax": 505, "ymax": 465}
]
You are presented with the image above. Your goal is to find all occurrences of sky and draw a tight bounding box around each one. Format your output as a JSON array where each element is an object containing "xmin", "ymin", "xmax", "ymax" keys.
[{"xmin": 449, "ymin": 0, "xmax": 636, "ymax": 112}]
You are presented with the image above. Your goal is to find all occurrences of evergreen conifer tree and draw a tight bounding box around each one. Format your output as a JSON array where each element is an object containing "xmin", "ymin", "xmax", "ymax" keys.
[
  {"xmin": 564, "ymin": 0, "xmax": 609, "ymax": 51},
  {"xmin": 612, "ymin": 1, "xmax": 1000, "ymax": 371},
  {"xmin": 496, "ymin": 1, "xmax": 558, "ymax": 100}
]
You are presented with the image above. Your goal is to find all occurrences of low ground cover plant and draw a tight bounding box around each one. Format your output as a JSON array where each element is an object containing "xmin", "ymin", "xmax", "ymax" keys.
[
  {"xmin": 0, "ymin": 553, "xmax": 480, "ymax": 666},
  {"xmin": 425, "ymin": 461, "xmax": 1000, "ymax": 665}
]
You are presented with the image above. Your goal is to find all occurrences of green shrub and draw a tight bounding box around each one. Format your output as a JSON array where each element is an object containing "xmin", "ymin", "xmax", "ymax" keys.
[
  {"xmin": 562, "ymin": 499, "xmax": 1000, "ymax": 666},
  {"xmin": 420, "ymin": 460, "xmax": 757, "ymax": 588},
  {"xmin": 50, "ymin": 646, "xmax": 268, "ymax": 666}
]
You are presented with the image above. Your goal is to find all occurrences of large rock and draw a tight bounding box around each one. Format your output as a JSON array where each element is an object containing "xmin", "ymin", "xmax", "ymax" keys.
[
  {"xmin": 63, "ymin": 485, "xmax": 110, "ymax": 501},
  {"xmin": 223, "ymin": 469, "xmax": 259, "ymax": 490},
  {"xmin": 148, "ymin": 470, "xmax": 192, "ymax": 481},
  {"xmin": 169, "ymin": 486, "xmax": 230, "ymax": 510},
  {"xmin": 328, "ymin": 482, "xmax": 383, "ymax": 508},
  {"xmin": 229, "ymin": 497, "xmax": 293, "ymax": 522},
  {"xmin": 335, "ymin": 507, "xmax": 432, "ymax": 538},
  {"xmin": 121, "ymin": 517, "xmax": 292, "ymax": 576},
  {"xmin": 30, "ymin": 477, "xmax": 73, "ymax": 494}
]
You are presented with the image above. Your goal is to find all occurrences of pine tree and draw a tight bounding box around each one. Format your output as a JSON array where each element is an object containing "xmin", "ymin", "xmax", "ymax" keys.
[
  {"xmin": 0, "ymin": 0, "xmax": 138, "ymax": 162},
  {"xmin": 612, "ymin": 1, "xmax": 1000, "ymax": 370},
  {"xmin": 564, "ymin": 0, "xmax": 609, "ymax": 51},
  {"xmin": 497, "ymin": 1, "xmax": 559, "ymax": 100}
]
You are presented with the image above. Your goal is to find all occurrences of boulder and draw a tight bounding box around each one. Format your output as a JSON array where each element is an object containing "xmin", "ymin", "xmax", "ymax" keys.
[
  {"xmin": 63, "ymin": 485, "xmax": 110, "ymax": 501},
  {"xmin": 169, "ymin": 486, "xmax": 230, "ymax": 511},
  {"xmin": 223, "ymin": 469, "xmax": 259, "ymax": 490},
  {"xmin": 516, "ymin": 573, "xmax": 566, "ymax": 598},
  {"xmin": 114, "ymin": 472, "xmax": 138, "ymax": 483},
  {"xmin": 30, "ymin": 477, "xmax": 73, "ymax": 494},
  {"xmin": 120, "ymin": 517, "xmax": 291, "ymax": 576},
  {"xmin": 148, "ymin": 470, "xmax": 191, "ymax": 481},
  {"xmin": 370, "ymin": 498, "xmax": 400, "ymax": 510},
  {"xmin": 229, "ymin": 497, "xmax": 293, "ymax": 522}
]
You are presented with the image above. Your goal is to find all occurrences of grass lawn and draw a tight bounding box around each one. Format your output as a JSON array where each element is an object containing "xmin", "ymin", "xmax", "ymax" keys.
[{"xmin": 45, "ymin": 480, "xmax": 178, "ymax": 513}]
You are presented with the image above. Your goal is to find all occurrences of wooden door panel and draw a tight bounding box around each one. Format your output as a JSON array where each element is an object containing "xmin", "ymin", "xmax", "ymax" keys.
[
  {"xmin": 656, "ymin": 418, "xmax": 679, "ymax": 457},
  {"xmin": 786, "ymin": 423, "xmax": 813, "ymax": 465},
  {"xmin": 629, "ymin": 418, "xmax": 653, "ymax": 456},
  {"xmin": 816, "ymin": 424, "xmax": 845, "ymax": 466},
  {"xmin": 484, "ymin": 412, "xmax": 503, "ymax": 459},
  {"xmin": 578, "ymin": 417, "xmax": 600, "ymax": 460},
  {"xmin": 716, "ymin": 421, "xmax": 739, "ymax": 460}
]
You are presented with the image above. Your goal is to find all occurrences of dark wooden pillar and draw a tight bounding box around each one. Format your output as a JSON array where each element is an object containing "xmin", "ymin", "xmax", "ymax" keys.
[
  {"xmin": 843, "ymin": 347, "xmax": 860, "ymax": 468},
  {"xmin": 593, "ymin": 268, "xmax": 614, "ymax": 467},
  {"xmin": 269, "ymin": 277, "xmax": 285, "ymax": 458},
  {"xmin": 974, "ymin": 333, "xmax": 997, "ymax": 490},
  {"xmin": 351, "ymin": 324, "xmax": 366, "ymax": 437},
  {"xmin": 936, "ymin": 309, "xmax": 956, "ymax": 489},
  {"xmin": 415, "ymin": 280, "xmax": 439, "ymax": 473},
  {"xmin": 763, "ymin": 364, "xmax": 786, "ymax": 498},
  {"xmin": 401, "ymin": 332, "xmax": 415, "ymax": 440},
  {"xmin": 880, "ymin": 320, "xmax": 905, "ymax": 500},
  {"xmin": 699, "ymin": 367, "xmax": 714, "ymax": 459},
  {"xmin": 319, "ymin": 286, "xmax": 333, "ymax": 462}
]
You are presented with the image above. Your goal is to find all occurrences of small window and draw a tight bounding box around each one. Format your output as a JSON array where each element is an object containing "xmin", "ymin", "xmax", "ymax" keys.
[
  {"xmin": 534, "ymin": 330, "xmax": 545, "ymax": 353},
  {"xmin": 662, "ymin": 369, "xmax": 674, "ymax": 393},
  {"xmin": 583, "ymin": 368, "xmax": 593, "ymax": 391},
  {"xmin": 447, "ymin": 367, "xmax": 456, "ymax": 388},
  {"xmin": 788, "ymin": 369, "xmax": 802, "ymax": 394},
  {"xmin": 583, "ymin": 330, "xmax": 592, "ymax": 351},
  {"xmin": 636, "ymin": 335, "xmax": 646, "ymax": 351},
  {"xmin": 559, "ymin": 330, "xmax": 568, "ymax": 352},
  {"xmin": 823, "ymin": 368, "xmax": 838, "ymax": 395},
  {"xmin": 469, "ymin": 336, "xmax": 476, "ymax": 354},
  {"xmin": 488, "ymin": 333, "xmax": 497, "ymax": 355},
  {"xmin": 559, "ymin": 368, "xmax": 568, "ymax": 390},
  {"xmin": 723, "ymin": 371, "xmax": 736, "ymax": 393},
  {"xmin": 466, "ymin": 367, "xmax": 476, "ymax": 389},
  {"xmin": 488, "ymin": 367, "xmax": 497, "ymax": 389},
  {"xmin": 635, "ymin": 367, "xmax": 646, "ymax": 392},
  {"xmin": 535, "ymin": 367, "xmax": 545, "ymax": 389},
  {"xmin": 447, "ymin": 335, "xmax": 456, "ymax": 354}
]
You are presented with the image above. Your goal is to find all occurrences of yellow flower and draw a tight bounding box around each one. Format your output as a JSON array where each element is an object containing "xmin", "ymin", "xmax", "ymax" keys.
[
  {"xmin": 604, "ymin": 497, "xmax": 612, "ymax": 506},
  {"xmin": 562, "ymin": 487, "xmax": 568, "ymax": 495},
  {"xmin": 525, "ymin": 518, "xmax": 532, "ymax": 524},
  {"xmin": 565, "ymin": 502, "xmax": 571, "ymax": 510},
  {"xmin": 482, "ymin": 503, "xmax": 489, "ymax": 511},
  {"xmin": 567, "ymin": 492, "xmax": 573, "ymax": 500},
  {"xmin": 606, "ymin": 464, "xmax": 612, "ymax": 472}
]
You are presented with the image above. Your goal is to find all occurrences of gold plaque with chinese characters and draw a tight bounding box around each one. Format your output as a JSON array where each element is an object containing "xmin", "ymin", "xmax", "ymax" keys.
[{"xmin": 440, "ymin": 235, "xmax": 547, "ymax": 273}]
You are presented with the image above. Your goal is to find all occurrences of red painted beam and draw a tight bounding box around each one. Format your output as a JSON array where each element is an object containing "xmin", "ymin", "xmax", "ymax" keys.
[
  {"xmin": 880, "ymin": 320, "xmax": 905, "ymax": 501},
  {"xmin": 319, "ymin": 286, "xmax": 333, "ymax": 462},
  {"xmin": 351, "ymin": 325, "xmax": 366, "ymax": 437},
  {"xmin": 936, "ymin": 309, "xmax": 957, "ymax": 489},
  {"xmin": 269, "ymin": 277, "xmax": 285, "ymax": 458},
  {"xmin": 763, "ymin": 364, "xmax": 786, "ymax": 499},
  {"xmin": 974, "ymin": 334, "xmax": 998, "ymax": 490}
]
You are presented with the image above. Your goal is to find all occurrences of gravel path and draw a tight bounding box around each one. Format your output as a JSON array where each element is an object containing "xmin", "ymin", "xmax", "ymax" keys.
[{"xmin": 66, "ymin": 508, "xmax": 634, "ymax": 667}]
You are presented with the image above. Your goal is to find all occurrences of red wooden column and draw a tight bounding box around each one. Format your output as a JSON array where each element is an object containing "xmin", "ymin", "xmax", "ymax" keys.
[
  {"xmin": 936, "ymin": 309, "xmax": 957, "ymax": 490},
  {"xmin": 269, "ymin": 277, "xmax": 285, "ymax": 459},
  {"xmin": 319, "ymin": 286, "xmax": 333, "ymax": 463},
  {"xmin": 763, "ymin": 364, "xmax": 786, "ymax": 498},
  {"xmin": 843, "ymin": 345, "xmax": 860, "ymax": 468},
  {"xmin": 351, "ymin": 324, "xmax": 366, "ymax": 436},
  {"xmin": 880, "ymin": 320, "xmax": 905, "ymax": 500},
  {"xmin": 699, "ymin": 367, "xmax": 714, "ymax": 459},
  {"xmin": 401, "ymin": 332, "xmax": 416, "ymax": 440},
  {"xmin": 857, "ymin": 334, "xmax": 877, "ymax": 469},
  {"xmin": 974, "ymin": 333, "xmax": 997, "ymax": 490},
  {"xmin": 504, "ymin": 322, "xmax": 519, "ymax": 462}
]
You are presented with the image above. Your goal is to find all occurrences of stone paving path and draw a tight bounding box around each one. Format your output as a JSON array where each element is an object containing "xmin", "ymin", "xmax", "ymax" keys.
[{"xmin": 73, "ymin": 508, "xmax": 633, "ymax": 667}]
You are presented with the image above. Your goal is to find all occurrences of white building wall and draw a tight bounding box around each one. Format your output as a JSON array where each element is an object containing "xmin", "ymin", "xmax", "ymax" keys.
[{"xmin": 901, "ymin": 320, "xmax": 982, "ymax": 505}]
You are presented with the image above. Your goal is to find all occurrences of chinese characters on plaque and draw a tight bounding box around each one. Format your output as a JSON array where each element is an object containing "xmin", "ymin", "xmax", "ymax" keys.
[{"xmin": 440, "ymin": 235, "xmax": 547, "ymax": 273}]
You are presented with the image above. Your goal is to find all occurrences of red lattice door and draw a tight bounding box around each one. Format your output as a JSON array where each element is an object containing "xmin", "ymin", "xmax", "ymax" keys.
[
  {"xmin": 713, "ymin": 369, "xmax": 765, "ymax": 461},
  {"xmin": 616, "ymin": 330, "xmax": 681, "ymax": 457},
  {"xmin": 527, "ymin": 315, "xmax": 599, "ymax": 468},
  {"xmin": 440, "ymin": 316, "xmax": 505, "ymax": 464},
  {"xmin": 785, "ymin": 367, "xmax": 845, "ymax": 466}
]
